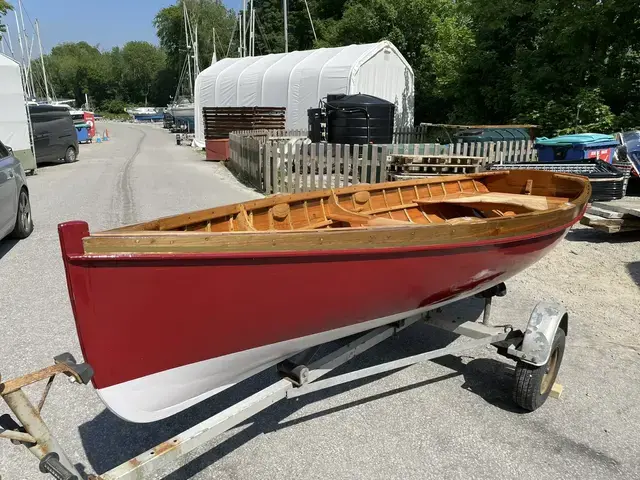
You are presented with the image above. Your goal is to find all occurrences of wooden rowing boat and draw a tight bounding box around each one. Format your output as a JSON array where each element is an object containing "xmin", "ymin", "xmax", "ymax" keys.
[{"xmin": 58, "ymin": 170, "xmax": 590, "ymax": 422}]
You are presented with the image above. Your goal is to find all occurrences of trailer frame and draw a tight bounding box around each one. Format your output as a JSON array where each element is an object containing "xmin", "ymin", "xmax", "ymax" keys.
[{"xmin": 0, "ymin": 287, "xmax": 568, "ymax": 480}]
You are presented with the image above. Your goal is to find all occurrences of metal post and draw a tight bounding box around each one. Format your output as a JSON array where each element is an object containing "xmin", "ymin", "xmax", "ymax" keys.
[
  {"xmin": 482, "ymin": 297, "xmax": 492, "ymax": 325},
  {"xmin": 283, "ymin": 0, "xmax": 288, "ymax": 53},
  {"xmin": 3, "ymin": 389, "xmax": 81, "ymax": 478}
]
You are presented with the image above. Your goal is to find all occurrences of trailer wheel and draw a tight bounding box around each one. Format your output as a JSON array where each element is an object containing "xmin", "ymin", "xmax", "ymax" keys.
[{"xmin": 513, "ymin": 328, "xmax": 565, "ymax": 411}]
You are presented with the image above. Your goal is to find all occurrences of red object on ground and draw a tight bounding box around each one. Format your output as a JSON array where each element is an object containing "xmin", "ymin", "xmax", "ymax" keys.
[
  {"xmin": 205, "ymin": 139, "xmax": 230, "ymax": 161},
  {"xmin": 83, "ymin": 112, "xmax": 96, "ymax": 137}
]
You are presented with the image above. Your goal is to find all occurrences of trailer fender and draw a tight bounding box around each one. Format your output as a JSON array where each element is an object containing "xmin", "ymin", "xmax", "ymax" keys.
[{"xmin": 517, "ymin": 302, "xmax": 568, "ymax": 367}]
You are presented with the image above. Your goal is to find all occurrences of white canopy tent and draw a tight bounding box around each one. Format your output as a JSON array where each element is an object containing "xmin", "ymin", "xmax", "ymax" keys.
[
  {"xmin": 194, "ymin": 41, "xmax": 414, "ymax": 148},
  {"xmin": 0, "ymin": 53, "xmax": 35, "ymax": 170}
]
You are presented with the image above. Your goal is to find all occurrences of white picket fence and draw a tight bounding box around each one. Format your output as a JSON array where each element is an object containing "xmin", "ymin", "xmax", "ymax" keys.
[
  {"xmin": 228, "ymin": 130, "xmax": 537, "ymax": 194},
  {"xmin": 387, "ymin": 139, "xmax": 537, "ymax": 164}
]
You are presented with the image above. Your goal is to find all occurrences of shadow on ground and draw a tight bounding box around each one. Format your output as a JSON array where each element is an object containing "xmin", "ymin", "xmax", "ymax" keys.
[
  {"xmin": 565, "ymin": 227, "xmax": 640, "ymax": 244},
  {"xmin": 0, "ymin": 239, "xmax": 18, "ymax": 261},
  {"xmin": 627, "ymin": 261, "xmax": 640, "ymax": 287},
  {"xmin": 77, "ymin": 297, "xmax": 524, "ymax": 478}
]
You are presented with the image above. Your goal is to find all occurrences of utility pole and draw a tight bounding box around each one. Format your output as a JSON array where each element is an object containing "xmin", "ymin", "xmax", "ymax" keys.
[
  {"xmin": 35, "ymin": 20, "xmax": 50, "ymax": 102},
  {"xmin": 283, "ymin": 0, "xmax": 288, "ymax": 53}
]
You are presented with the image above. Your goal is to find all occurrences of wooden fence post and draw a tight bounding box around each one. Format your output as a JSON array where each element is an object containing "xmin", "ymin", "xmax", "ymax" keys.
[
  {"xmin": 301, "ymin": 142, "xmax": 309, "ymax": 192},
  {"xmin": 318, "ymin": 143, "xmax": 325, "ymax": 190},
  {"xmin": 342, "ymin": 144, "xmax": 350, "ymax": 187},
  {"xmin": 380, "ymin": 145, "xmax": 388, "ymax": 183}
]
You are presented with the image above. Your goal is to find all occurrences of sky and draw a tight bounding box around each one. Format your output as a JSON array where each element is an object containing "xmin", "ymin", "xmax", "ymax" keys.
[{"xmin": 1, "ymin": 0, "xmax": 241, "ymax": 55}]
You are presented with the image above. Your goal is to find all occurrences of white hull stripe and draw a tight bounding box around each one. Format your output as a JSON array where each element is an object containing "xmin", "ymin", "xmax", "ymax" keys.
[{"xmin": 97, "ymin": 281, "xmax": 500, "ymax": 423}]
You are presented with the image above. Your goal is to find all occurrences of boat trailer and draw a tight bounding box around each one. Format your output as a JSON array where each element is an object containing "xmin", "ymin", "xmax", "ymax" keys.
[{"xmin": 0, "ymin": 285, "xmax": 568, "ymax": 480}]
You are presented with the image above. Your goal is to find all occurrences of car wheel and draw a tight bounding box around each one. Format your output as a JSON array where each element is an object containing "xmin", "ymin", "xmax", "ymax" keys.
[
  {"xmin": 64, "ymin": 146, "xmax": 77, "ymax": 163},
  {"xmin": 11, "ymin": 188, "xmax": 34, "ymax": 239}
]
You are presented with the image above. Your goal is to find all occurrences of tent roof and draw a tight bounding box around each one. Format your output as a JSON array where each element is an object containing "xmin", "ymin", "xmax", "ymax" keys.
[{"xmin": 194, "ymin": 41, "xmax": 414, "ymax": 145}]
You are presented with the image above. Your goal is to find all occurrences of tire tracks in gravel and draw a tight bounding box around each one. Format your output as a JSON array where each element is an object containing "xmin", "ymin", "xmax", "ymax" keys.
[{"xmin": 111, "ymin": 126, "xmax": 146, "ymax": 227}]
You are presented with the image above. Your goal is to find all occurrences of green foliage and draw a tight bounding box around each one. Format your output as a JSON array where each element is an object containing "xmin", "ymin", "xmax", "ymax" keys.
[
  {"xmin": 22, "ymin": 0, "xmax": 640, "ymax": 135},
  {"xmin": 100, "ymin": 99, "xmax": 128, "ymax": 114},
  {"xmin": 154, "ymin": 0, "xmax": 236, "ymax": 97},
  {"xmin": 0, "ymin": 0, "xmax": 12, "ymax": 38},
  {"xmin": 35, "ymin": 41, "xmax": 169, "ymax": 109},
  {"xmin": 0, "ymin": 0, "xmax": 13, "ymax": 42}
]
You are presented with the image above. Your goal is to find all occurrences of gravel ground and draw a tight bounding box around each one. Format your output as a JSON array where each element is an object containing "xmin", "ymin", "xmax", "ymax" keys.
[{"xmin": 1, "ymin": 122, "xmax": 639, "ymax": 480}]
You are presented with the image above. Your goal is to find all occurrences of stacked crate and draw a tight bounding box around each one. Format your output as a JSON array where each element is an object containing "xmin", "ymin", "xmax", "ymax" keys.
[
  {"xmin": 387, "ymin": 154, "xmax": 486, "ymax": 180},
  {"xmin": 203, "ymin": 107, "xmax": 286, "ymax": 161}
]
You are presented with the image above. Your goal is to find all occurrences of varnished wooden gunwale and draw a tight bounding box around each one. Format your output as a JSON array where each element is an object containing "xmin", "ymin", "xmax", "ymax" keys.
[
  {"xmin": 82, "ymin": 170, "xmax": 591, "ymax": 255},
  {"xmin": 100, "ymin": 172, "xmax": 510, "ymax": 234}
]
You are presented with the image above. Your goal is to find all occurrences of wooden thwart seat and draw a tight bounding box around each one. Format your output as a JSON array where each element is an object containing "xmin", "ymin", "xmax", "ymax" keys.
[
  {"xmin": 326, "ymin": 212, "xmax": 413, "ymax": 227},
  {"xmin": 415, "ymin": 192, "xmax": 571, "ymax": 212}
]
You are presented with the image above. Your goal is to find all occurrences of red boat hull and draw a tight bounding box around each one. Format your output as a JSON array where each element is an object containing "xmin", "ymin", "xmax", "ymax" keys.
[{"xmin": 59, "ymin": 219, "xmax": 575, "ymax": 422}]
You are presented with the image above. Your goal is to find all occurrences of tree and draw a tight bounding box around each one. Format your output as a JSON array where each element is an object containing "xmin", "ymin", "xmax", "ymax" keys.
[
  {"xmin": 313, "ymin": 0, "xmax": 474, "ymax": 123},
  {"xmin": 121, "ymin": 41, "xmax": 166, "ymax": 105},
  {"xmin": 11, "ymin": 0, "xmax": 640, "ymax": 133},
  {"xmin": 0, "ymin": 0, "xmax": 12, "ymax": 39},
  {"xmin": 154, "ymin": 0, "xmax": 236, "ymax": 100}
]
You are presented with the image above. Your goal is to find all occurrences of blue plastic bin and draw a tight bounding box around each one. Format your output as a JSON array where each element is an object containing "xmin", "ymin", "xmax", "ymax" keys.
[
  {"xmin": 75, "ymin": 123, "xmax": 91, "ymax": 144},
  {"xmin": 534, "ymin": 133, "xmax": 619, "ymax": 163}
]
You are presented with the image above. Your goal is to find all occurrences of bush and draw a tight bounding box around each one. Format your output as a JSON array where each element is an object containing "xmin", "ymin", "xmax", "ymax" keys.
[{"xmin": 100, "ymin": 99, "xmax": 128, "ymax": 115}]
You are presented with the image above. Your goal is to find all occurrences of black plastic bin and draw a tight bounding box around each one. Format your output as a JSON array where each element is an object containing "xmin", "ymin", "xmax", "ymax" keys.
[{"xmin": 489, "ymin": 160, "xmax": 626, "ymax": 201}]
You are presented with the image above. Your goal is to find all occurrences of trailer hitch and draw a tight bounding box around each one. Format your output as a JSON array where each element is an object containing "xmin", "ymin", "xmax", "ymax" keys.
[
  {"xmin": 40, "ymin": 452, "xmax": 78, "ymax": 480},
  {"xmin": 0, "ymin": 353, "xmax": 93, "ymax": 480}
]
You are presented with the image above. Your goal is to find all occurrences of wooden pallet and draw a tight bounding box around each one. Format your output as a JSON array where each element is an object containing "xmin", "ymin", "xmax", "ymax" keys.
[
  {"xmin": 580, "ymin": 200, "xmax": 640, "ymax": 233},
  {"xmin": 390, "ymin": 154, "xmax": 485, "ymax": 166},
  {"xmin": 203, "ymin": 107, "xmax": 286, "ymax": 139},
  {"xmin": 389, "ymin": 163, "xmax": 481, "ymax": 175},
  {"xmin": 388, "ymin": 154, "xmax": 484, "ymax": 176}
]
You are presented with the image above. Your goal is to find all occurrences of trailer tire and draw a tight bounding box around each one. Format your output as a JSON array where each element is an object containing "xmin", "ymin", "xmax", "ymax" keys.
[{"xmin": 513, "ymin": 328, "xmax": 565, "ymax": 411}]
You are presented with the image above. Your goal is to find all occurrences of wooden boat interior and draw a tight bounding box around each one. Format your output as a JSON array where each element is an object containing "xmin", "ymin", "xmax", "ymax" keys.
[{"xmin": 101, "ymin": 170, "xmax": 587, "ymax": 235}]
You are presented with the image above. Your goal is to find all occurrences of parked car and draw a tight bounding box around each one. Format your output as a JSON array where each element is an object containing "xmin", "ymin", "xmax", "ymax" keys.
[
  {"xmin": 28, "ymin": 105, "xmax": 79, "ymax": 164},
  {"xmin": 0, "ymin": 139, "xmax": 33, "ymax": 241}
]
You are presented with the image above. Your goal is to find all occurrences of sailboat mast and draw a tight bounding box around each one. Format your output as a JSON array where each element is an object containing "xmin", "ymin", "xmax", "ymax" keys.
[
  {"xmin": 183, "ymin": 1, "xmax": 193, "ymax": 98},
  {"xmin": 27, "ymin": 35, "xmax": 37, "ymax": 98},
  {"xmin": 35, "ymin": 20, "xmax": 50, "ymax": 102},
  {"xmin": 241, "ymin": 0, "xmax": 246, "ymax": 57},
  {"xmin": 249, "ymin": 0, "xmax": 255, "ymax": 56},
  {"xmin": 303, "ymin": 0, "xmax": 317, "ymax": 42},
  {"xmin": 283, "ymin": 0, "xmax": 288, "ymax": 53},
  {"xmin": 4, "ymin": 24, "xmax": 13, "ymax": 56},
  {"xmin": 13, "ymin": 10, "xmax": 29, "ymax": 98},
  {"xmin": 18, "ymin": 0, "xmax": 35, "ymax": 99},
  {"xmin": 211, "ymin": 27, "xmax": 217, "ymax": 64},
  {"xmin": 193, "ymin": 23, "xmax": 199, "ymax": 76}
]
